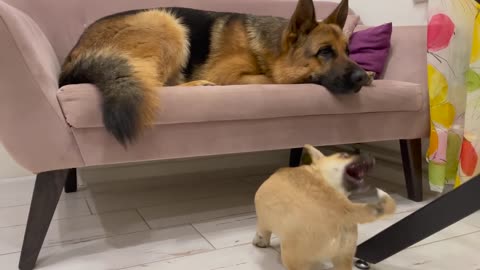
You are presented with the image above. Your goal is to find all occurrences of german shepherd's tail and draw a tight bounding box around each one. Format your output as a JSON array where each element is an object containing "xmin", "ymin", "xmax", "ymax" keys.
[
  {"xmin": 59, "ymin": 51, "xmax": 159, "ymax": 146},
  {"xmin": 347, "ymin": 188, "xmax": 397, "ymax": 224}
]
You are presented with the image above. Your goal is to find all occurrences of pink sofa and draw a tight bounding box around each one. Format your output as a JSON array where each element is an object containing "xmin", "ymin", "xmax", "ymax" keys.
[{"xmin": 0, "ymin": 0, "xmax": 428, "ymax": 269}]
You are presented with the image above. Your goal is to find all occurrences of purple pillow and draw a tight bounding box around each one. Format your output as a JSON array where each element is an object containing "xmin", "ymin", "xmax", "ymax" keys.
[{"xmin": 348, "ymin": 22, "xmax": 393, "ymax": 79}]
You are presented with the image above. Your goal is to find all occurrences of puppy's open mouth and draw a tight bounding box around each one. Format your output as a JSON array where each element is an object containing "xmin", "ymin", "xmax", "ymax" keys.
[{"xmin": 345, "ymin": 158, "xmax": 375, "ymax": 185}]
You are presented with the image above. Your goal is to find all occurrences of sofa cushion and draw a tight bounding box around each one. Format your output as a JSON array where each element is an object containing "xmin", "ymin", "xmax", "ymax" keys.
[
  {"xmin": 57, "ymin": 80, "xmax": 424, "ymax": 129},
  {"xmin": 349, "ymin": 22, "xmax": 393, "ymax": 78}
]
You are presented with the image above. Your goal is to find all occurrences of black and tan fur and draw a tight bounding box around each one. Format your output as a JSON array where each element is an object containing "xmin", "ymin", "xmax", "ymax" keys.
[{"xmin": 59, "ymin": 0, "xmax": 369, "ymax": 145}]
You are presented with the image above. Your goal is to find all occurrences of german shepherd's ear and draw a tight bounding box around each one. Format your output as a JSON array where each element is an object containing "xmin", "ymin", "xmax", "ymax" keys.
[
  {"xmin": 302, "ymin": 144, "xmax": 325, "ymax": 165},
  {"xmin": 323, "ymin": 0, "xmax": 349, "ymax": 29},
  {"xmin": 286, "ymin": 0, "xmax": 318, "ymax": 44}
]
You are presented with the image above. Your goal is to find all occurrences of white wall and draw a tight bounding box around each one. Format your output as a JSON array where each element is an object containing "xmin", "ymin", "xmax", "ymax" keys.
[
  {"xmin": 0, "ymin": 0, "xmax": 429, "ymax": 179},
  {"xmin": 0, "ymin": 144, "xmax": 31, "ymax": 178},
  {"xmin": 348, "ymin": 0, "xmax": 428, "ymax": 26}
]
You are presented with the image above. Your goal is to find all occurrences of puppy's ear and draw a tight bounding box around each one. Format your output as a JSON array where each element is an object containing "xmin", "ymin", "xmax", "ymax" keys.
[
  {"xmin": 302, "ymin": 144, "xmax": 325, "ymax": 164},
  {"xmin": 323, "ymin": 0, "xmax": 349, "ymax": 29},
  {"xmin": 286, "ymin": 0, "xmax": 317, "ymax": 44}
]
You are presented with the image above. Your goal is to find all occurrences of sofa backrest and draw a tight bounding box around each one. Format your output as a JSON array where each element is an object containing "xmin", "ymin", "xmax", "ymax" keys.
[{"xmin": 2, "ymin": 0, "xmax": 352, "ymax": 61}]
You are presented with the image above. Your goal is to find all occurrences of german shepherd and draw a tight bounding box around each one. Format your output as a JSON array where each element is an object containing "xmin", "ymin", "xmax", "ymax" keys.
[
  {"xmin": 253, "ymin": 145, "xmax": 396, "ymax": 270},
  {"xmin": 59, "ymin": 0, "xmax": 370, "ymax": 145}
]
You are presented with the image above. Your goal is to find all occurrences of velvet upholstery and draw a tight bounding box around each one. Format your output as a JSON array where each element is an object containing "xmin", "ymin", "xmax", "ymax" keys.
[{"xmin": 0, "ymin": 0, "xmax": 429, "ymax": 173}]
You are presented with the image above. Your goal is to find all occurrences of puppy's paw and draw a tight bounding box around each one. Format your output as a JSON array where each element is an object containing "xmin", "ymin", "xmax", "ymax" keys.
[
  {"xmin": 375, "ymin": 188, "xmax": 396, "ymax": 216},
  {"xmin": 252, "ymin": 233, "xmax": 270, "ymax": 248},
  {"xmin": 376, "ymin": 188, "xmax": 389, "ymax": 199}
]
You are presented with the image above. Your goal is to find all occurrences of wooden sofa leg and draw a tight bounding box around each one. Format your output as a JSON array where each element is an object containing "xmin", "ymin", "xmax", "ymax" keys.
[
  {"xmin": 399, "ymin": 139, "xmax": 424, "ymax": 202},
  {"xmin": 289, "ymin": 148, "xmax": 303, "ymax": 167},
  {"xmin": 19, "ymin": 170, "xmax": 69, "ymax": 270},
  {"xmin": 64, "ymin": 168, "xmax": 77, "ymax": 193}
]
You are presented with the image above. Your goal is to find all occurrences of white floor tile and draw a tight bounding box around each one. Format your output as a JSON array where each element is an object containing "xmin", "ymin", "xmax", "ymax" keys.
[
  {"xmin": 386, "ymin": 194, "xmax": 431, "ymax": 214},
  {"xmin": 192, "ymin": 213, "xmax": 257, "ymax": 249},
  {"xmin": 462, "ymin": 210, "xmax": 480, "ymax": 228},
  {"xmin": 414, "ymin": 222, "xmax": 479, "ymax": 247},
  {"xmin": 86, "ymin": 178, "xmax": 256, "ymax": 214},
  {"xmin": 0, "ymin": 176, "xmax": 88, "ymax": 208},
  {"xmin": 0, "ymin": 252, "xmax": 18, "ymax": 270},
  {"xmin": 124, "ymin": 244, "xmax": 284, "ymax": 270},
  {"xmin": 0, "ymin": 176, "xmax": 38, "ymax": 208},
  {"xmin": 0, "ymin": 199, "xmax": 91, "ymax": 228},
  {"xmin": 0, "ymin": 210, "xmax": 148, "ymax": 255},
  {"xmin": 193, "ymin": 206, "xmax": 479, "ymax": 252},
  {"xmin": 85, "ymin": 175, "xmax": 244, "ymax": 194},
  {"xmin": 0, "ymin": 225, "xmax": 213, "ymax": 270},
  {"xmin": 0, "ymin": 168, "xmax": 478, "ymax": 270},
  {"xmin": 374, "ymin": 232, "xmax": 480, "ymax": 270},
  {"xmin": 138, "ymin": 194, "xmax": 255, "ymax": 229}
]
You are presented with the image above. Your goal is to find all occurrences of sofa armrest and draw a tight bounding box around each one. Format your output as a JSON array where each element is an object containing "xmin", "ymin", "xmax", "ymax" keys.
[
  {"xmin": 0, "ymin": 1, "xmax": 83, "ymax": 173},
  {"xmin": 355, "ymin": 25, "xmax": 428, "ymax": 89}
]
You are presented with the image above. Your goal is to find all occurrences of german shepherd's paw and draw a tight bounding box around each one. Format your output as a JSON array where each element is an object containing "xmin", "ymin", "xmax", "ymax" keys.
[
  {"xmin": 365, "ymin": 71, "xmax": 376, "ymax": 86},
  {"xmin": 180, "ymin": 80, "xmax": 217, "ymax": 86},
  {"xmin": 252, "ymin": 233, "xmax": 270, "ymax": 248}
]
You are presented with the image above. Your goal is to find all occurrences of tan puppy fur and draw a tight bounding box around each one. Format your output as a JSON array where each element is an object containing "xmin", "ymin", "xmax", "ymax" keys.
[{"xmin": 253, "ymin": 145, "xmax": 396, "ymax": 270}]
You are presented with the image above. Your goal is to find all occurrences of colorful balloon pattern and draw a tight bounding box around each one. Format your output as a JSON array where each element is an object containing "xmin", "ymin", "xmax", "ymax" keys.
[
  {"xmin": 427, "ymin": 0, "xmax": 480, "ymax": 191},
  {"xmin": 428, "ymin": 13, "xmax": 455, "ymax": 52}
]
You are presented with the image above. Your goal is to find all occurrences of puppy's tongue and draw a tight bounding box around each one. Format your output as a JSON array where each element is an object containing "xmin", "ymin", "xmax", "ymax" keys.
[{"xmin": 346, "ymin": 164, "xmax": 365, "ymax": 181}]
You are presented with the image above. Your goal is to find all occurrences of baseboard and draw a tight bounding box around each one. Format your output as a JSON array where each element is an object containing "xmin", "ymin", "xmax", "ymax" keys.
[
  {"xmin": 79, "ymin": 141, "xmax": 429, "ymax": 188},
  {"xmin": 79, "ymin": 149, "xmax": 291, "ymax": 184}
]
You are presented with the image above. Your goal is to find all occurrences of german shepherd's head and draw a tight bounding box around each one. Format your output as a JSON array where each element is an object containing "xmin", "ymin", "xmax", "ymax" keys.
[
  {"xmin": 275, "ymin": 0, "xmax": 369, "ymax": 94},
  {"xmin": 302, "ymin": 144, "xmax": 374, "ymax": 195}
]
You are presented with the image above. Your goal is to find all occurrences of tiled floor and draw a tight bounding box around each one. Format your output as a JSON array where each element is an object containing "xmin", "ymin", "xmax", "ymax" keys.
[{"xmin": 0, "ymin": 173, "xmax": 479, "ymax": 270}]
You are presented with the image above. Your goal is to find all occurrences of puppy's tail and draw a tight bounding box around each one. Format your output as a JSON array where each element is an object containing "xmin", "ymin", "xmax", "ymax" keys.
[
  {"xmin": 347, "ymin": 188, "xmax": 396, "ymax": 224},
  {"xmin": 59, "ymin": 51, "xmax": 159, "ymax": 146}
]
